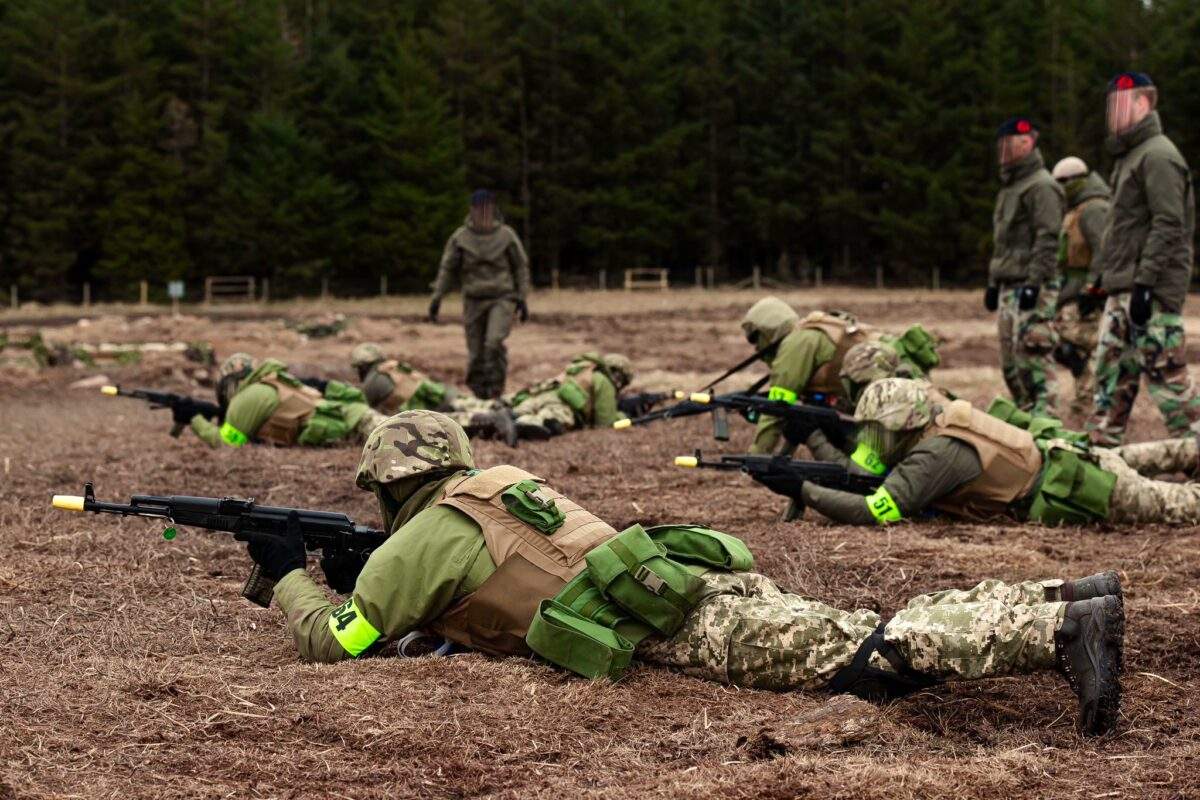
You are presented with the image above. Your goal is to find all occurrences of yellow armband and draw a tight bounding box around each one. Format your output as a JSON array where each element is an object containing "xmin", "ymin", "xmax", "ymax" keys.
[
  {"xmin": 328, "ymin": 597, "xmax": 382, "ymax": 657},
  {"xmin": 864, "ymin": 486, "xmax": 902, "ymax": 524}
]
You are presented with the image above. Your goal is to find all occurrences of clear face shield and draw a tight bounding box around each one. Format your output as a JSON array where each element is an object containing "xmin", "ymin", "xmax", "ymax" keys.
[
  {"xmin": 1106, "ymin": 87, "xmax": 1150, "ymax": 136},
  {"xmin": 855, "ymin": 421, "xmax": 921, "ymax": 469},
  {"xmin": 997, "ymin": 134, "xmax": 1034, "ymax": 168}
]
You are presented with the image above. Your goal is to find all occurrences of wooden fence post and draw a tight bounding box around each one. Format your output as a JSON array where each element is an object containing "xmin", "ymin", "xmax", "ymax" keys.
[
  {"xmin": 321, "ymin": 277, "xmax": 329, "ymax": 300},
  {"xmin": 551, "ymin": 268, "xmax": 560, "ymax": 291},
  {"xmin": 752, "ymin": 265, "xmax": 761, "ymax": 290},
  {"xmin": 931, "ymin": 265, "xmax": 941, "ymax": 291},
  {"xmin": 815, "ymin": 265, "xmax": 824, "ymax": 288},
  {"xmin": 380, "ymin": 275, "xmax": 388, "ymax": 296},
  {"xmin": 83, "ymin": 282, "xmax": 91, "ymax": 307},
  {"xmin": 599, "ymin": 269, "xmax": 606, "ymax": 291},
  {"xmin": 262, "ymin": 278, "xmax": 270, "ymax": 303},
  {"xmin": 875, "ymin": 264, "xmax": 883, "ymax": 289},
  {"xmin": 9, "ymin": 284, "xmax": 16, "ymax": 310},
  {"xmin": 139, "ymin": 280, "xmax": 148, "ymax": 305}
]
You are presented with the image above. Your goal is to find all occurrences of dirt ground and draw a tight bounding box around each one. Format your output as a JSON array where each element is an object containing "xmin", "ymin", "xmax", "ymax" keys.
[{"xmin": 1, "ymin": 289, "xmax": 1197, "ymax": 799}]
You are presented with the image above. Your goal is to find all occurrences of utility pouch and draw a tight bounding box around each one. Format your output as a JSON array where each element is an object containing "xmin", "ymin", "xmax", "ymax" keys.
[
  {"xmin": 409, "ymin": 379, "xmax": 448, "ymax": 410},
  {"xmin": 644, "ymin": 524, "xmax": 754, "ymax": 571},
  {"xmin": 986, "ymin": 396, "xmax": 1033, "ymax": 429},
  {"xmin": 1028, "ymin": 445, "xmax": 1114, "ymax": 525},
  {"xmin": 321, "ymin": 380, "xmax": 367, "ymax": 404},
  {"xmin": 555, "ymin": 380, "xmax": 589, "ymax": 413},
  {"xmin": 896, "ymin": 324, "xmax": 940, "ymax": 370},
  {"xmin": 501, "ymin": 480, "xmax": 566, "ymax": 534},
  {"xmin": 525, "ymin": 599, "xmax": 635, "ymax": 679},
  {"xmin": 585, "ymin": 524, "xmax": 709, "ymax": 636}
]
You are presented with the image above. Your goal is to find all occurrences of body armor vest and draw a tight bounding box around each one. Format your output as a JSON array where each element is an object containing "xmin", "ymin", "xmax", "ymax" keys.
[
  {"xmin": 429, "ymin": 466, "xmax": 618, "ymax": 656},
  {"xmin": 1062, "ymin": 197, "xmax": 1103, "ymax": 269},
  {"xmin": 256, "ymin": 375, "xmax": 323, "ymax": 445},
  {"xmin": 920, "ymin": 398, "xmax": 1043, "ymax": 520},
  {"xmin": 376, "ymin": 360, "xmax": 431, "ymax": 414},
  {"xmin": 797, "ymin": 311, "xmax": 871, "ymax": 396}
]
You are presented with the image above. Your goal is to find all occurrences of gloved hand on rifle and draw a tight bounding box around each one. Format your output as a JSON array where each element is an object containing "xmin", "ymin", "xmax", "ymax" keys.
[
  {"xmin": 235, "ymin": 511, "xmax": 307, "ymax": 581},
  {"xmin": 617, "ymin": 394, "xmax": 654, "ymax": 419},
  {"xmin": 1017, "ymin": 284, "xmax": 1040, "ymax": 311},
  {"xmin": 320, "ymin": 547, "xmax": 371, "ymax": 594},
  {"xmin": 171, "ymin": 397, "xmax": 220, "ymax": 427},
  {"xmin": 1129, "ymin": 284, "xmax": 1155, "ymax": 327}
]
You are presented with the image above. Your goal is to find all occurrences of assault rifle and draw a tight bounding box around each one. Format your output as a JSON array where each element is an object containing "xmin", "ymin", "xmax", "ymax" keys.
[
  {"xmin": 616, "ymin": 390, "xmax": 854, "ymax": 447},
  {"xmin": 674, "ymin": 450, "xmax": 884, "ymax": 521},
  {"xmin": 51, "ymin": 482, "xmax": 387, "ymax": 606},
  {"xmin": 102, "ymin": 385, "xmax": 222, "ymax": 437},
  {"xmin": 616, "ymin": 390, "xmax": 677, "ymax": 419}
]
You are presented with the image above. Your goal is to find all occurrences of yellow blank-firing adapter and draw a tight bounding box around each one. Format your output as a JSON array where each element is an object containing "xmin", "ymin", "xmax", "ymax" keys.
[
  {"xmin": 52, "ymin": 495, "xmax": 85, "ymax": 512},
  {"xmin": 674, "ymin": 456, "xmax": 699, "ymax": 468},
  {"xmin": 612, "ymin": 418, "xmax": 632, "ymax": 430},
  {"xmin": 689, "ymin": 392, "xmax": 712, "ymax": 404},
  {"xmin": 100, "ymin": 385, "xmax": 118, "ymax": 396}
]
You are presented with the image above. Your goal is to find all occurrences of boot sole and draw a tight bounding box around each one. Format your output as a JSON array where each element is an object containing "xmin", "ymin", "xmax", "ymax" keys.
[{"xmin": 1086, "ymin": 595, "xmax": 1124, "ymax": 736}]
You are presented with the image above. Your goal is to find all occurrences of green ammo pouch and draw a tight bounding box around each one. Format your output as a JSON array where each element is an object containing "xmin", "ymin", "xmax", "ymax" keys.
[
  {"xmin": 644, "ymin": 524, "xmax": 754, "ymax": 571},
  {"xmin": 986, "ymin": 396, "xmax": 1033, "ymax": 429},
  {"xmin": 501, "ymin": 480, "xmax": 566, "ymax": 533},
  {"xmin": 896, "ymin": 324, "xmax": 940, "ymax": 370},
  {"xmin": 525, "ymin": 599, "xmax": 635, "ymax": 680},
  {"xmin": 555, "ymin": 379, "xmax": 589, "ymax": 413},
  {"xmin": 585, "ymin": 525, "xmax": 709, "ymax": 636},
  {"xmin": 1027, "ymin": 446, "xmax": 1115, "ymax": 526},
  {"xmin": 409, "ymin": 379, "xmax": 448, "ymax": 410},
  {"xmin": 322, "ymin": 379, "xmax": 367, "ymax": 404}
]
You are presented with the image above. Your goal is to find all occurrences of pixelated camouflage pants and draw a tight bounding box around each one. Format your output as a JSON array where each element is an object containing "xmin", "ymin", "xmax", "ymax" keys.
[
  {"xmin": 1111, "ymin": 435, "xmax": 1199, "ymax": 478},
  {"xmin": 636, "ymin": 571, "xmax": 1063, "ymax": 691},
  {"xmin": 998, "ymin": 284, "xmax": 1059, "ymax": 416},
  {"xmin": 511, "ymin": 391, "xmax": 578, "ymax": 432},
  {"xmin": 1092, "ymin": 446, "xmax": 1200, "ymax": 524},
  {"xmin": 464, "ymin": 297, "xmax": 515, "ymax": 399},
  {"xmin": 439, "ymin": 395, "xmax": 505, "ymax": 430},
  {"xmin": 354, "ymin": 408, "xmax": 390, "ymax": 442},
  {"xmin": 1087, "ymin": 293, "xmax": 1200, "ymax": 446},
  {"xmin": 1053, "ymin": 301, "xmax": 1102, "ymax": 417}
]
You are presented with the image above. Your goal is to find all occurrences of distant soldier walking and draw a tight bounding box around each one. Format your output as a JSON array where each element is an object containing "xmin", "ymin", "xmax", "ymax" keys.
[
  {"xmin": 986, "ymin": 117, "xmax": 1064, "ymax": 417},
  {"xmin": 1086, "ymin": 73, "xmax": 1200, "ymax": 446},
  {"xmin": 1050, "ymin": 156, "xmax": 1111, "ymax": 418},
  {"xmin": 429, "ymin": 190, "xmax": 531, "ymax": 399}
]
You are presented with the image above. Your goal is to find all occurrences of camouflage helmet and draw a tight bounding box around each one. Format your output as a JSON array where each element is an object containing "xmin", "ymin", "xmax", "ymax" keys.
[
  {"xmin": 350, "ymin": 342, "xmax": 386, "ymax": 369},
  {"xmin": 841, "ymin": 342, "xmax": 902, "ymax": 386},
  {"xmin": 854, "ymin": 378, "xmax": 933, "ymax": 432},
  {"xmin": 355, "ymin": 410, "xmax": 475, "ymax": 490},
  {"xmin": 219, "ymin": 352, "xmax": 255, "ymax": 379},
  {"xmin": 603, "ymin": 353, "xmax": 634, "ymax": 387}
]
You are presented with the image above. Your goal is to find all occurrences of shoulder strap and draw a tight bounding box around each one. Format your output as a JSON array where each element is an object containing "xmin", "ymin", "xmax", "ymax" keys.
[{"xmin": 827, "ymin": 622, "xmax": 939, "ymax": 701}]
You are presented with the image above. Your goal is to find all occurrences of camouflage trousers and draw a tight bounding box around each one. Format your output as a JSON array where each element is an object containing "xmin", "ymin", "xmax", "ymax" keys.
[
  {"xmin": 1111, "ymin": 435, "xmax": 1199, "ymax": 478},
  {"xmin": 998, "ymin": 284, "xmax": 1060, "ymax": 416},
  {"xmin": 354, "ymin": 408, "xmax": 390, "ymax": 442},
  {"xmin": 636, "ymin": 571, "xmax": 1064, "ymax": 691},
  {"xmin": 1053, "ymin": 301, "xmax": 1102, "ymax": 417},
  {"xmin": 464, "ymin": 296, "xmax": 515, "ymax": 399},
  {"xmin": 1087, "ymin": 293, "xmax": 1200, "ymax": 446},
  {"xmin": 1094, "ymin": 446, "xmax": 1200, "ymax": 525},
  {"xmin": 510, "ymin": 391, "xmax": 578, "ymax": 433},
  {"xmin": 440, "ymin": 395, "xmax": 505, "ymax": 430}
]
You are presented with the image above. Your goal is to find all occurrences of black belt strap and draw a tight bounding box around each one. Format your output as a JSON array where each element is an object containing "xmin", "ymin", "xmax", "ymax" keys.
[{"xmin": 827, "ymin": 622, "xmax": 940, "ymax": 701}]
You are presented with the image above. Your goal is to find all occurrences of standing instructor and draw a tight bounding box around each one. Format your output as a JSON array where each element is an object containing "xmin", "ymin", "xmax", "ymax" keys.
[{"xmin": 429, "ymin": 190, "xmax": 531, "ymax": 399}]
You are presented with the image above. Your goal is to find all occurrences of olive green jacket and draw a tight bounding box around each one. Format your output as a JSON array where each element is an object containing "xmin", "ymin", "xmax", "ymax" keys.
[
  {"xmin": 988, "ymin": 149, "xmax": 1065, "ymax": 287},
  {"xmin": 1058, "ymin": 172, "xmax": 1111, "ymax": 306},
  {"xmin": 1096, "ymin": 112, "xmax": 1195, "ymax": 311},
  {"xmin": 432, "ymin": 216, "xmax": 531, "ymax": 301}
]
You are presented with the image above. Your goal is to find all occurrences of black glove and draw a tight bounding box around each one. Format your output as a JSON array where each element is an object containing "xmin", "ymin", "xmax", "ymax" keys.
[
  {"xmin": 1017, "ymin": 285, "xmax": 1040, "ymax": 311},
  {"xmin": 235, "ymin": 511, "xmax": 307, "ymax": 581},
  {"xmin": 319, "ymin": 547, "xmax": 370, "ymax": 594},
  {"xmin": 171, "ymin": 398, "xmax": 201, "ymax": 427},
  {"xmin": 427, "ymin": 299, "xmax": 440, "ymax": 323},
  {"xmin": 1077, "ymin": 279, "xmax": 1106, "ymax": 316},
  {"xmin": 1129, "ymin": 284, "xmax": 1154, "ymax": 327},
  {"xmin": 516, "ymin": 299, "xmax": 529, "ymax": 323},
  {"xmin": 984, "ymin": 286, "xmax": 999, "ymax": 312}
]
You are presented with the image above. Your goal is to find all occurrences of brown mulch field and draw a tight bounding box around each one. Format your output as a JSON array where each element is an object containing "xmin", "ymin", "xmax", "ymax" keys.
[{"xmin": 1, "ymin": 290, "xmax": 1197, "ymax": 799}]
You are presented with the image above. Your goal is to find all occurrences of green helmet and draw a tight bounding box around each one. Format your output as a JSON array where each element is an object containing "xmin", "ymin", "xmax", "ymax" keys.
[
  {"xmin": 740, "ymin": 296, "xmax": 799, "ymax": 350},
  {"xmin": 350, "ymin": 342, "xmax": 386, "ymax": 370},
  {"xmin": 355, "ymin": 410, "xmax": 475, "ymax": 491},
  {"xmin": 854, "ymin": 378, "xmax": 933, "ymax": 431},
  {"xmin": 603, "ymin": 353, "xmax": 634, "ymax": 389},
  {"xmin": 219, "ymin": 352, "xmax": 255, "ymax": 379}
]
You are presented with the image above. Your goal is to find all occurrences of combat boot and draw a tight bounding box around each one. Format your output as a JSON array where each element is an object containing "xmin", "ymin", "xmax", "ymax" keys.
[
  {"xmin": 515, "ymin": 422, "xmax": 553, "ymax": 440},
  {"xmin": 492, "ymin": 409, "xmax": 518, "ymax": 448},
  {"xmin": 1055, "ymin": 595, "xmax": 1124, "ymax": 736},
  {"xmin": 1047, "ymin": 571, "xmax": 1122, "ymax": 602},
  {"xmin": 463, "ymin": 412, "xmax": 503, "ymax": 440}
]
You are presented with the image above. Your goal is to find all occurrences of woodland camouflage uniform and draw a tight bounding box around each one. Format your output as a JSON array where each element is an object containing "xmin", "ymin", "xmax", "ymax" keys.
[
  {"xmin": 431, "ymin": 208, "xmax": 531, "ymax": 399},
  {"xmin": 801, "ymin": 378, "xmax": 1200, "ymax": 527},
  {"xmin": 989, "ymin": 148, "xmax": 1065, "ymax": 416},
  {"xmin": 262, "ymin": 410, "xmax": 1120, "ymax": 735},
  {"xmin": 1086, "ymin": 108, "xmax": 1200, "ymax": 446},
  {"xmin": 1053, "ymin": 170, "xmax": 1111, "ymax": 417}
]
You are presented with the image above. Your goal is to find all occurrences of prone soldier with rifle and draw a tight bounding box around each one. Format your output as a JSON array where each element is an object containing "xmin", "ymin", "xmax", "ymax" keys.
[{"xmin": 51, "ymin": 408, "xmax": 1126, "ymax": 736}]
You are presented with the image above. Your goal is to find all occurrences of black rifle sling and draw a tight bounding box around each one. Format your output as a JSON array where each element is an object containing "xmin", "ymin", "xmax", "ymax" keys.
[{"xmin": 827, "ymin": 622, "xmax": 939, "ymax": 701}]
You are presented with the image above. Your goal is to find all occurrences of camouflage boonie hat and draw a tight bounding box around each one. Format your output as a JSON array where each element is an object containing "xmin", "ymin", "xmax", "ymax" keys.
[
  {"xmin": 854, "ymin": 378, "xmax": 933, "ymax": 431},
  {"xmin": 350, "ymin": 342, "xmax": 386, "ymax": 369},
  {"xmin": 841, "ymin": 342, "xmax": 902, "ymax": 385},
  {"xmin": 355, "ymin": 410, "xmax": 475, "ymax": 490},
  {"xmin": 603, "ymin": 353, "xmax": 634, "ymax": 385},
  {"xmin": 219, "ymin": 352, "xmax": 255, "ymax": 379}
]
